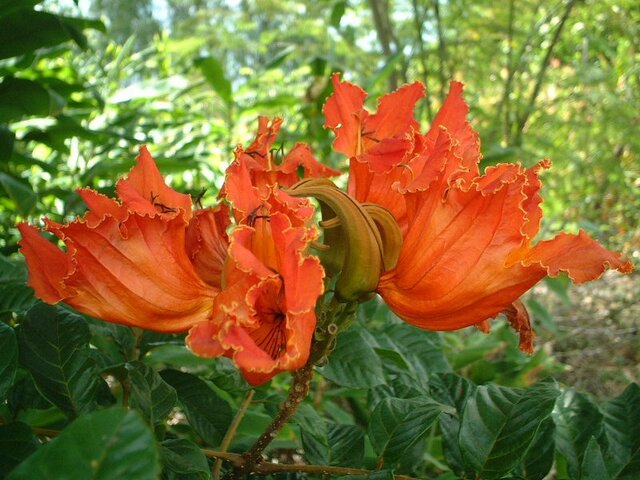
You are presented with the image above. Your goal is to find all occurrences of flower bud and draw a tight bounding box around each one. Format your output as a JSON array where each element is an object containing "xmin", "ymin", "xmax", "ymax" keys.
[{"xmin": 287, "ymin": 178, "xmax": 385, "ymax": 302}]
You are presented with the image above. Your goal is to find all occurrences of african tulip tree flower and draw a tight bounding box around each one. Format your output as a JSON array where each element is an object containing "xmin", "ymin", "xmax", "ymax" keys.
[
  {"xmin": 186, "ymin": 191, "xmax": 324, "ymax": 385},
  {"xmin": 324, "ymin": 74, "xmax": 633, "ymax": 351},
  {"xmin": 18, "ymin": 147, "xmax": 219, "ymax": 332},
  {"xmin": 18, "ymin": 144, "xmax": 326, "ymax": 385}
]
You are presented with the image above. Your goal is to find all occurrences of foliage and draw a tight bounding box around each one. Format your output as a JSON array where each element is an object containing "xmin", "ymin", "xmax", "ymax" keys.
[{"xmin": 0, "ymin": 0, "xmax": 638, "ymax": 479}]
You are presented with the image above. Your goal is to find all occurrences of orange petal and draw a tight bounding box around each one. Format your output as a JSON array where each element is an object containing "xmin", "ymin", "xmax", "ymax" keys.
[
  {"xmin": 53, "ymin": 213, "xmax": 216, "ymax": 332},
  {"xmin": 116, "ymin": 146, "xmax": 193, "ymax": 220},
  {"xmin": 185, "ymin": 204, "xmax": 231, "ymax": 289},
  {"xmin": 222, "ymin": 153, "xmax": 262, "ymax": 220},
  {"xmin": 245, "ymin": 116, "xmax": 283, "ymax": 158},
  {"xmin": 76, "ymin": 188, "xmax": 126, "ymax": 227},
  {"xmin": 514, "ymin": 229, "xmax": 634, "ymax": 283},
  {"xmin": 520, "ymin": 160, "xmax": 552, "ymax": 240},
  {"xmin": 186, "ymin": 321, "xmax": 225, "ymax": 357},
  {"xmin": 378, "ymin": 163, "xmax": 534, "ymax": 330},
  {"xmin": 502, "ymin": 299, "xmax": 534, "ymax": 354},
  {"xmin": 323, "ymin": 73, "xmax": 367, "ymax": 157},
  {"xmin": 423, "ymin": 81, "xmax": 480, "ymax": 184},
  {"xmin": 366, "ymin": 82, "xmax": 424, "ymax": 140},
  {"xmin": 279, "ymin": 143, "xmax": 342, "ymax": 180},
  {"xmin": 17, "ymin": 223, "xmax": 72, "ymax": 303}
]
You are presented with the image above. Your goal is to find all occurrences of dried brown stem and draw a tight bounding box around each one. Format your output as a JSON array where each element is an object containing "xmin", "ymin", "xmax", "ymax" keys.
[
  {"xmin": 202, "ymin": 449, "xmax": 421, "ymax": 480},
  {"xmin": 234, "ymin": 364, "xmax": 314, "ymax": 477},
  {"xmin": 213, "ymin": 389, "xmax": 255, "ymax": 480}
]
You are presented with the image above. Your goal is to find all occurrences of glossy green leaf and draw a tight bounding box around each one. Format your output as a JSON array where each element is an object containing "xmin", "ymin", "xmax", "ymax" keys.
[
  {"xmin": 18, "ymin": 303, "xmax": 100, "ymax": 417},
  {"xmin": 0, "ymin": 422, "xmax": 39, "ymax": 475},
  {"xmin": 553, "ymin": 388, "xmax": 603, "ymax": 480},
  {"xmin": 459, "ymin": 379, "xmax": 560, "ymax": 479},
  {"xmin": 0, "ymin": 172, "xmax": 37, "ymax": 216},
  {"xmin": 0, "ymin": 77, "xmax": 52, "ymax": 122},
  {"xmin": 300, "ymin": 418, "xmax": 365, "ymax": 468},
  {"xmin": 330, "ymin": 1, "xmax": 346, "ymax": 28},
  {"xmin": 161, "ymin": 438, "xmax": 211, "ymax": 480},
  {"xmin": 8, "ymin": 408, "xmax": 160, "ymax": 480},
  {"xmin": 319, "ymin": 326, "xmax": 385, "ymax": 389},
  {"xmin": 161, "ymin": 369, "xmax": 232, "ymax": 447},
  {"xmin": 127, "ymin": 361, "xmax": 177, "ymax": 425},
  {"xmin": 368, "ymin": 397, "xmax": 444, "ymax": 468},
  {"xmin": 601, "ymin": 383, "xmax": 640, "ymax": 479},
  {"xmin": 0, "ymin": 284, "xmax": 37, "ymax": 315},
  {"xmin": 0, "ymin": 10, "xmax": 104, "ymax": 60},
  {"xmin": 195, "ymin": 57, "xmax": 232, "ymax": 105},
  {"xmin": 429, "ymin": 373, "xmax": 476, "ymax": 478},
  {"xmin": 521, "ymin": 418, "xmax": 555, "ymax": 480},
  {"xmin": 0, "ymin": 126, "xmax": 14, "ymax": 162},
  {"xmin": 0, "ymin": 322, "xmax": 18, "ymax": 402},
  {"xmin": 582, "ymin": 437, "xmax": 611, "ymax": 480}
]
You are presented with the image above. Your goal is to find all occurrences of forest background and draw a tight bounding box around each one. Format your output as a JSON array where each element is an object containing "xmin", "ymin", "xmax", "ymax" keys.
[{"xmin": 0, "ymin": 0, "xmax": 639, "ymax": 479}]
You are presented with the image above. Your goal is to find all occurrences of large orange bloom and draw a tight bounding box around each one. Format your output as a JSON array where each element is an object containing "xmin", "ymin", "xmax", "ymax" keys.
[
  {"xmin": 186, "ymin": 192, "xmax": 324, "ymax": 385},
  {"xmin": 19, "ymin": 142, "xmax": 326, "ymax": 385},
  {"xmin": 18, "ymin": 147, "xmax": 220, "ymax": 332},
  {"xmin": 187, "ymin": 125, "xmax": 326, "ymax": 384},
  {"xmin": 325, "ymin": 75, "xmax": 633, "ymax": 351}
]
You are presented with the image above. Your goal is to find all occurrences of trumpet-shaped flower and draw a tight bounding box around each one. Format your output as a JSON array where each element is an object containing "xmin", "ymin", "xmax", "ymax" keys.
[
  {"xmin": 186, "ymin": 192, "xmax": 324, "ymax": 385},
  {"xmin": 18, "ymin": 147, "xmax": 219, "ymax": 332},
  {"xmin": 324, "ymin": 75, "xmax": 633, "ymax": 351}
]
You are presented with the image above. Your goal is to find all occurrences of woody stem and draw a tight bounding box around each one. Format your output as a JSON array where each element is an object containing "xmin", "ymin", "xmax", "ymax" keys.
[{"xmin": 236, "ymin": 364, "xmax": 314, "ymax": 475}]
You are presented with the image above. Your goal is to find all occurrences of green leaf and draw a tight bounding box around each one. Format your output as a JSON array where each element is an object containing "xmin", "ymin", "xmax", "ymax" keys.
[
  {"xmin": 300, "ymin": 417, "xmax": 364, "ymax": 468},
  {"xmin": 368, "ymin": 397, "xmax": 444, "ymax": 468},
  {"xmin": 0, "ymin": 422, "xmax": 39, "ymax": 475},
  {"xmin": 525, "ymin": 297, "xmax": 557, "ymax": 332},
  {"xmin": 8, "ymin": 408, "xmax": 160, "ymax": 480},
  {"xmin": 375, "ymin": 323, "xmax": 451, "ymax": 387},
  {"xmin": 0, "ymin": 322, "xmax": 18, "ymax": 402},
  {"xmin": 0, "ymin": 284, "xmax": 37, "ymax": 315},
  {"xmin": 127, "ymin": 361, "xmax": 177, "ymax": 425},
  {"xmin": 429, "ymin": 373, "xmax": 476, "ymax": 478},
  {"xmin": 161, "ymin": 369, "xmax": 232, "ymax": 447},
  {"xmin": 553, "ymin": 388, "xmax": 603, "ymax": 480},
  {"xmin": 0, "ymin": 10, "xmax": 103, "ymax": 60},
  {"xmin": 330, "ymin": 1, "xmax": 347, "ymax": 28},
  {"xmin": 161, "ymin": 438, "xmax": 211, "ymax": 480},
  {"xmin": 319, "ymin": 326, "xmax": 385, "ymax": 389},
  {"xmin": 0, "ymin": 172, "xmax": 37, "ymax": 216},
  {"xmin": 582, "ymin": 437, "xmax": 611, "ymax": 480},
  {"xmin": 18, "ymin": 303, "xmax": 100, "ymax": 418},
  {"xmin": 195, "ymin": 57, "xmax": 232, "ymax": 105},
  {"xmin": 544, "ymin": 276, "xmax": 571, "ymax": 305},
  {"xmin": 0, "ymin": 77, "xmax": 52, "ymax": 122},
  {"xmin": 0, "ymin": 254, "xmax": 36, "ymax": 315},
  {"xmin": 521, "ymin": 418, "xmax": 555, "ymax": 480},
  {"xmin": 601, "ymin": 383, "xmax": 640, "ymax": 479},
  {"xmin": 326, "ymin": 424, "xmax": 365, "ymax": 467},
  {"xmin": 459, "ymin": 379, "xmax": 560, "ymax": 479},
  {"xmin": 0, "ymin": 125, "xmax": 14, "ymax": 162}
]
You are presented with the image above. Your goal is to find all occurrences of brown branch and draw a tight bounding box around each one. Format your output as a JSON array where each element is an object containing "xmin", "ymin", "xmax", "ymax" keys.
[
  {"xmin": 202, "ymin": 449, "xmax": 421, "ymax": 480},
  {"xmin": 213, "ymin": 389, "xmax": 255, "ymax": 480},
  {"xmin": 235, "ymin": 364, "xmax": 314, "ymax": 477},
  {"xmin": 514, "ymin": 0, "xmax": 577, "ymax": 145}
]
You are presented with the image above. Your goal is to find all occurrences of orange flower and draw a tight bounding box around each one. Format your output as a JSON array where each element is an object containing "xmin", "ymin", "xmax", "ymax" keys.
[
  {"xmin": 18, "ymin": 147, "xmax": 221, "ymax": 332},
  {"xmin": 325, "ymin": 76, "xmax": 633, "ymax": 351},
  {"xmin": 223, "ymin": 116, "xmax": 340, "ymax": 212},
  {"xmin": 186, "ymin": 192, "xmax": 324, "ymax": 385}
]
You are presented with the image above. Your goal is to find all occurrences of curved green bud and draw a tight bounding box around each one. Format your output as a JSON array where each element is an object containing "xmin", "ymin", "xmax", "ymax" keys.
[
  {"xmin": 287, "ymin": 178, "xmax": 383, "ymax": 302},
  {"xmin": 362, "ymin": 203, "xmax": 403, "ymax": 272}
]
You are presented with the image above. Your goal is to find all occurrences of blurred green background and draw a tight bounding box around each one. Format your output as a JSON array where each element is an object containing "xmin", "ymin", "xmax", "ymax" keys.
[{"xmin": 0, "ymin": 0, "xmax": 638, "ymax": 396}]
